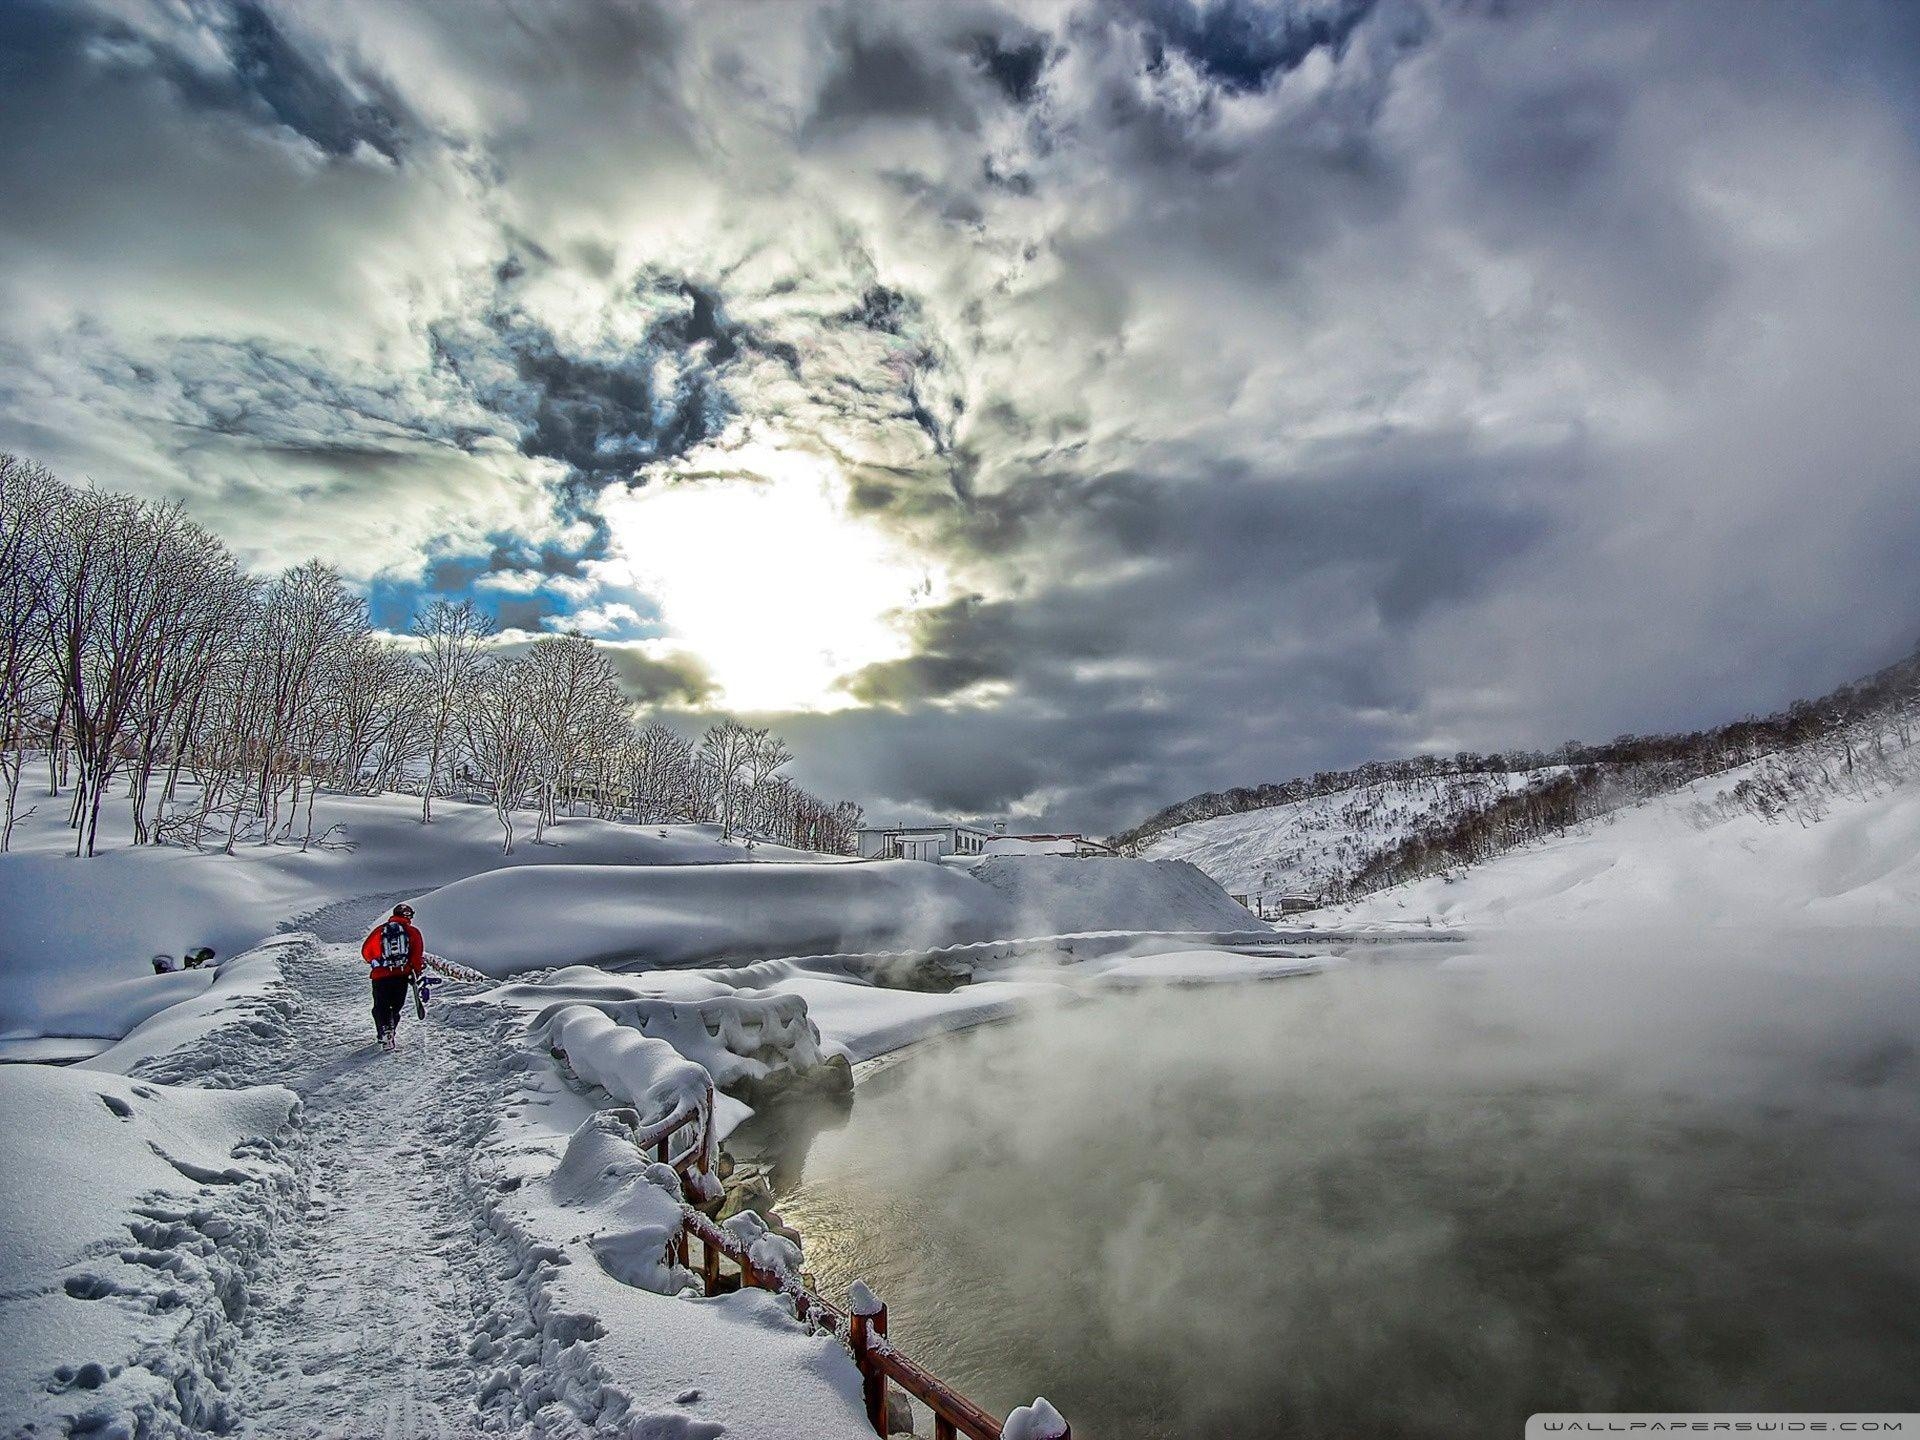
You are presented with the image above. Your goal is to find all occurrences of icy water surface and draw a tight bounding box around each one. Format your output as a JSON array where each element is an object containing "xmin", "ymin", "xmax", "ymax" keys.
[{"xmin": 776, "ymin": 933, "xmax": 1920, "ymax": 1439}]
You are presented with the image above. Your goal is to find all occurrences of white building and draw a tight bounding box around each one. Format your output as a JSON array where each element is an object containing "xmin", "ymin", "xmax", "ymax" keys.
[{"xmin": 856, "ymin": 823, "xmax": 997, "ymax": 862}]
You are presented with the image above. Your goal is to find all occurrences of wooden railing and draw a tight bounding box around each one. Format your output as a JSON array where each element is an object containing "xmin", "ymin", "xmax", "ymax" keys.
[
  {"xmin": 633, "ymin": 1082, "xmax": 716, "ymax": 1202},
  {"xmin": 634, "ymin": 1088, "xmax": 1069, "ymax": 1440}
]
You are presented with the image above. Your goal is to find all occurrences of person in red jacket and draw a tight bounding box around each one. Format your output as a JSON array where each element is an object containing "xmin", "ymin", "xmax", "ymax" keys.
[{"xmin": 360, "ymin": 902, "xmax": 425, "ymax": 1050}]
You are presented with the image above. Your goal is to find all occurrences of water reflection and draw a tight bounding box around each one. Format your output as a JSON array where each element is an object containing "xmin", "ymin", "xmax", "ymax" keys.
[{"xmin": 774, "ymin": 934, "xmax": 1920, "ymax": 1438}]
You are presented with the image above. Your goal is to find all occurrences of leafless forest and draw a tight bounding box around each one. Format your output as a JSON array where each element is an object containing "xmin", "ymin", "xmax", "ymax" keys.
[{"xmin": 0, "ymin": 455, "xmax": 864, "ymax": 857}]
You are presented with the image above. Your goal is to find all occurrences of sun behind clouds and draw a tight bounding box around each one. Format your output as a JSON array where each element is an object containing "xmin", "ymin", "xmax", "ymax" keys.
[{"xmin": 598, "ymin": 445, "xmax": 948, "ymax": 713}]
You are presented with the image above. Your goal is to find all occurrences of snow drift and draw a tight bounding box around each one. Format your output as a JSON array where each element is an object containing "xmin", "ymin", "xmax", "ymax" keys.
[
  {"xmin": 0, "ymin": 1065, "xmax": 298, "ymax": 1435},
  {"xmin": 413, "ymin": 855, "xmax": 1262, "ymax": 977},
  {"xmin": 0, "ymin": 785, "xmax": 836, "ymax": 1043}
]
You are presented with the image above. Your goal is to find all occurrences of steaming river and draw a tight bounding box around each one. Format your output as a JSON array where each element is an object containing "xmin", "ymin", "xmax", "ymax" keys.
[{"xmin": 770, "ymin": 934, "xmax": 1920, "ymax": 1438}]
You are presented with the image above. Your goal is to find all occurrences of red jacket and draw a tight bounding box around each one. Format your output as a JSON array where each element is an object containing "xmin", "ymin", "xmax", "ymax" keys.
[{"xmin": 362, "ymin": 917, "xmax": 424, "ymax": 980}]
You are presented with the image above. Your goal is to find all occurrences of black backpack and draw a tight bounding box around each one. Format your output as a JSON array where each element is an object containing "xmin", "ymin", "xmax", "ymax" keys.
[{"xmin": 379, "ymin": 920, "xmax": 410, "ymax": 964}]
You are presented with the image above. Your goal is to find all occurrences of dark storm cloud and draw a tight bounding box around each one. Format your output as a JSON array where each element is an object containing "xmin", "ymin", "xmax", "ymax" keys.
[
  {"xmin": 969, "ymin": 31, "xmax": 1051, "ymax": 105},
  {"xmin": 848, "ymin": 437, "xmax": 1558, "ymax": 710},
  {"xmin": 810, "ymin": 24, "xmax": 981, "ymax": 131},
  {"xmin": 1128, "ymin": 0, "xmax": 1378, "ymax": 93},
  {"xmin": 3, "ymin": 0, "xmax": 1919, "ymax": 832},
  {"xmin": 178, "ymin": 1, "xmax": 409, "ymax": 160},
  {"xmin": 0, "ymin": 0, "xmax": 408, "ymax": 161},
  {"xmin": 603, "ymin": 646, "xmax": 716, "ymax": 707}
]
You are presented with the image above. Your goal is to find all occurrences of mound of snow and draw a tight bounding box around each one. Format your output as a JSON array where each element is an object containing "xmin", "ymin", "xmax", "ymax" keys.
[
  {"xmin": 969, "ymin": 854, "xmax": 1258, "ymax": 933},
  {"xmin": 0, "ymin": 783, "xmax": 836, "ymax": 1041},
  {"xmin": 414, "ymin": 855, "xmax": 1264, "ymax": 977},
  {"xmin": 521, "ymin": 977, "xmax": 827, "ymax": 1095},
  {"xmin": 477, "ymin": 1031, "xmax": 874, "ymax": 1437},
  {"xmin": 1335, "ymin": 758, "xmax": 1920, "ymax": 926},
  {"xmin": 533, "ymin": 1004, "xmax": 715, "ymax": 1139},
  {"xmin": 0, "ymin": 1065, "xmax": 298, "ymax": 1435}
]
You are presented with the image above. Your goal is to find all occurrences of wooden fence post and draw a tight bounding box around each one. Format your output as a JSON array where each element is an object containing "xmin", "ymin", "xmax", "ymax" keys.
[{"xmin": 849, "ymin": 1282, "xmax": 888, "ymax": 1435}]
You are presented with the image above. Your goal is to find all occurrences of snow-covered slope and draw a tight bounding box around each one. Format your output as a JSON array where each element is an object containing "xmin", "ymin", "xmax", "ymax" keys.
[
  {"xmin": 1, "ymin": 785, "xmax": 1261, "ymax": 1045},
  {"xmin": 412, "ymin": 854, "xmax": 1261, "ymax": 977},
  {"xmin": 1332, "ymin": 755, "xmax": 1920, "ymax": 927},
  {"xmin": 0, "ymin": 1063, "xmax": 299, "ymax": 1432},
  {"xmin": 0, "ymin": 786, "xmax": 835, "ymax": 1044},
  {"xmin": 1141, "ymin": 770, "xmax": 1558, "ymax": 900}
]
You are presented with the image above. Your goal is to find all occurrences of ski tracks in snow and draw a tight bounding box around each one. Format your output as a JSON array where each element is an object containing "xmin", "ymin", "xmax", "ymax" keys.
[{"xmin": 218, "ymin": 940, "xmax": 576, "ymax": 1439}]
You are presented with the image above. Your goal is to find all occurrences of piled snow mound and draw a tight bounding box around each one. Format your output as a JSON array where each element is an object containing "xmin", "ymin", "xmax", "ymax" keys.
[
  {"xmin": 0, "ymin": 783, "xmax": 835, "ymax": 1041},
  {"xmin": 545, "ymin": 1110, "xmax": 693, "ymax": 1293},
  {"xmin": 476, "ymin": 1027, "xmax": 874, "ymax": 1437},
  {"xmin": 414, "ymin": 856, "xmax": 1263, "ymax": 976},
  {"xmin": 0, "ymin": 1065, "xmax": 298, "ymax": 1436},
  {"xmin": 415, "ymin": 860, "xmax": 986, "ymax": 974},
  {"xmin": 79, "ymin": 935, "xmax": 302, "ymax": 1080},
  {"xmin": 520, "ymin": 973, "xmax": 827, "ymax": 1091},
  {"xmin": 1142, "ymin": 770, "xmax": 1560, "ymax": 899},
  {"xmin": 532, "ymin": 1004, "xmax": 714, "ymax": 1138},
  {"xmin": 969, "ymin": 854, "xmax": 1257, "ymax": 933},
  {"xmin": 1337, "ymin": 756, "xmax": 1920, "ymax": 926}
]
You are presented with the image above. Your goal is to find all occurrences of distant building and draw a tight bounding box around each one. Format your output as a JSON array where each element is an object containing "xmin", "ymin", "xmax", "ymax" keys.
[
  {"xmin": 856, "ymin": 823, "xmax": 996, "ymax": 862},
  {"xmin": 859, "ymin": 823, "xmax": 1118, "ymax": 862}
]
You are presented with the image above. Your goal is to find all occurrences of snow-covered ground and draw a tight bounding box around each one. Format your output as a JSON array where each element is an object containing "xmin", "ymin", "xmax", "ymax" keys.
[
  {"xmin": 1332, "ymin": 751, "xmax": 1920, "ymax": 927},
  {"xmin": 0, "ymin": 925, "xmax": 1320, "ymax": 1437},
  {"xmin": 413, "ymin": 851, "xmax": 1259, "ymax": 976},
  {"xmin": 0, "ymin": 777, "xmax": 1304, "ymax": 1437},
  {"xmin": 1140, "ymin": 769, "xmax": 1559, "ymax": 899},
  {"xmin": 1, "ymin": 785, "xmax": 1260, "ymax": 1053},
  {"xmin": 0, "ymin": 784, "xmax": 835, "ymax": 1050},
  {"xmin": 11, "ymin": 725, "xmax": 1913, "ymax": 1436}
]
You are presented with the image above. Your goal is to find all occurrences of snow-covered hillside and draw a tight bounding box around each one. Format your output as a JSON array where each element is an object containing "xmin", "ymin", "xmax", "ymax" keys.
[
  {"xmin": 0, "ymin": 785, "xmax": 834, "ymax": 1050},
  {"xmin": 1333, "ymin": 745, "xmax": 1920, "ymax": 927},
  {"xmin": 411, "ymin": 853, "xmax": 1257, "ymax": 975},
  {"xmin": 1141, "ymin": 770, "xmax": 1558, "ymax": 901},
  {"xmin": 0, "ymin": 784, "xmax": 1262, "ymax": 1051}
]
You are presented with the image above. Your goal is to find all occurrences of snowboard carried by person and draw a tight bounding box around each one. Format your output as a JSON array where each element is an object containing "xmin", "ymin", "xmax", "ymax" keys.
[{"xmin": 360, "ymin": 903, "xmax": 425, "ymax": 1051}]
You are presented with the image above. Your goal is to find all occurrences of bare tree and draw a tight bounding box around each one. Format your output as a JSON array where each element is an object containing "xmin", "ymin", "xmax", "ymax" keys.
[
  {"xmin": 516, "ymin": 633, "xmax": 629, "ymax": 838},
  {"xmin": 0, "ymin": 457, "xmax": 59, "ymax": 850},
  {"xmin": 697, "ymin": 717, "xmax": 757, "ymax": 840},
  {"xmin": 1, "ymin": 454, "xmax": 872, "ymax": 862},
  {"xmin": 412, "ymin": 599, "xmax": 493, "ymax": 823},
  {"xmin": 458, "ymin": 655, "xmax": 546, "ymax": 853}
]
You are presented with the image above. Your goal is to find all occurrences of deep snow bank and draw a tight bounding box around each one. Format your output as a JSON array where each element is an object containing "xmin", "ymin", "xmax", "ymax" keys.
[
  {"xmin": 0, "ymin": 784, "xmax": 834, "ymax": 1041},
  {"xmin": 475, "ymin": 1023, "xmax": 875, "ymax": 1437},
  {"xmin": 0, "ymin": 1065, "xmax": 299, "ymax": 1435},
  {"xmin": 1335, "ymin": 758, "xmax": 1920, "ymax": 926},
  {"xmin": 415, "ymin": 856, "xmax": 1263, "ymax": 976},
  {"xmin": 969, "ymin": 854, "xmax": 1257, "ymax": 934}
]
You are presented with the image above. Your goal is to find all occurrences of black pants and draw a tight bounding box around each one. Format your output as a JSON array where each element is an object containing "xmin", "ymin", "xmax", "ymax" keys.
[{"xmin": 371, "ymin": 974, "xmax": 411, "ymax": 1037}]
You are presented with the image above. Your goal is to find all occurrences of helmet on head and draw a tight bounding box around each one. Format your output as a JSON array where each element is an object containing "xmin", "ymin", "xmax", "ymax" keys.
[{"xmin": 393, "ymin": 903, "xmax": 415, "ymax": 919}]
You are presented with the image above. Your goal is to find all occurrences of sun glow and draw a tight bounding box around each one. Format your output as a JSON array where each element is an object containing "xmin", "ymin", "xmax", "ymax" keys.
[{"xmin": 599, "ymin": 451, "xmax": 945, "ymax": 712}]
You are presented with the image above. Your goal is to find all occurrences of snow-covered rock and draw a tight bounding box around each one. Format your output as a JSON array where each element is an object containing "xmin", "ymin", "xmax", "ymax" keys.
[{"xmin": 1003, "ymin": 1396, "xmax": 1071, "ymax": 1439}]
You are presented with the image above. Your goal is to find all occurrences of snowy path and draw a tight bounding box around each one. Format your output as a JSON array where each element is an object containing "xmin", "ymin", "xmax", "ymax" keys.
[{"xmin": 223, "ymin": 940, "xmax": 554, "ymax": 1439}]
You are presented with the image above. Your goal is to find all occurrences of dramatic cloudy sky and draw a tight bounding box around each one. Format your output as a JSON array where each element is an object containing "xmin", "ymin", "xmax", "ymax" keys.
[{"xmin": 4, "ymin": 0, "xmax": 1920, "ymax": 830}]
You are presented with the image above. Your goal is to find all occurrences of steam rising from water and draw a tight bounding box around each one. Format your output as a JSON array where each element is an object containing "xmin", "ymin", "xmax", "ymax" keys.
[{"xmin": 781, "ymin": 932, "xmax": 1920, "ymax": 1438}]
